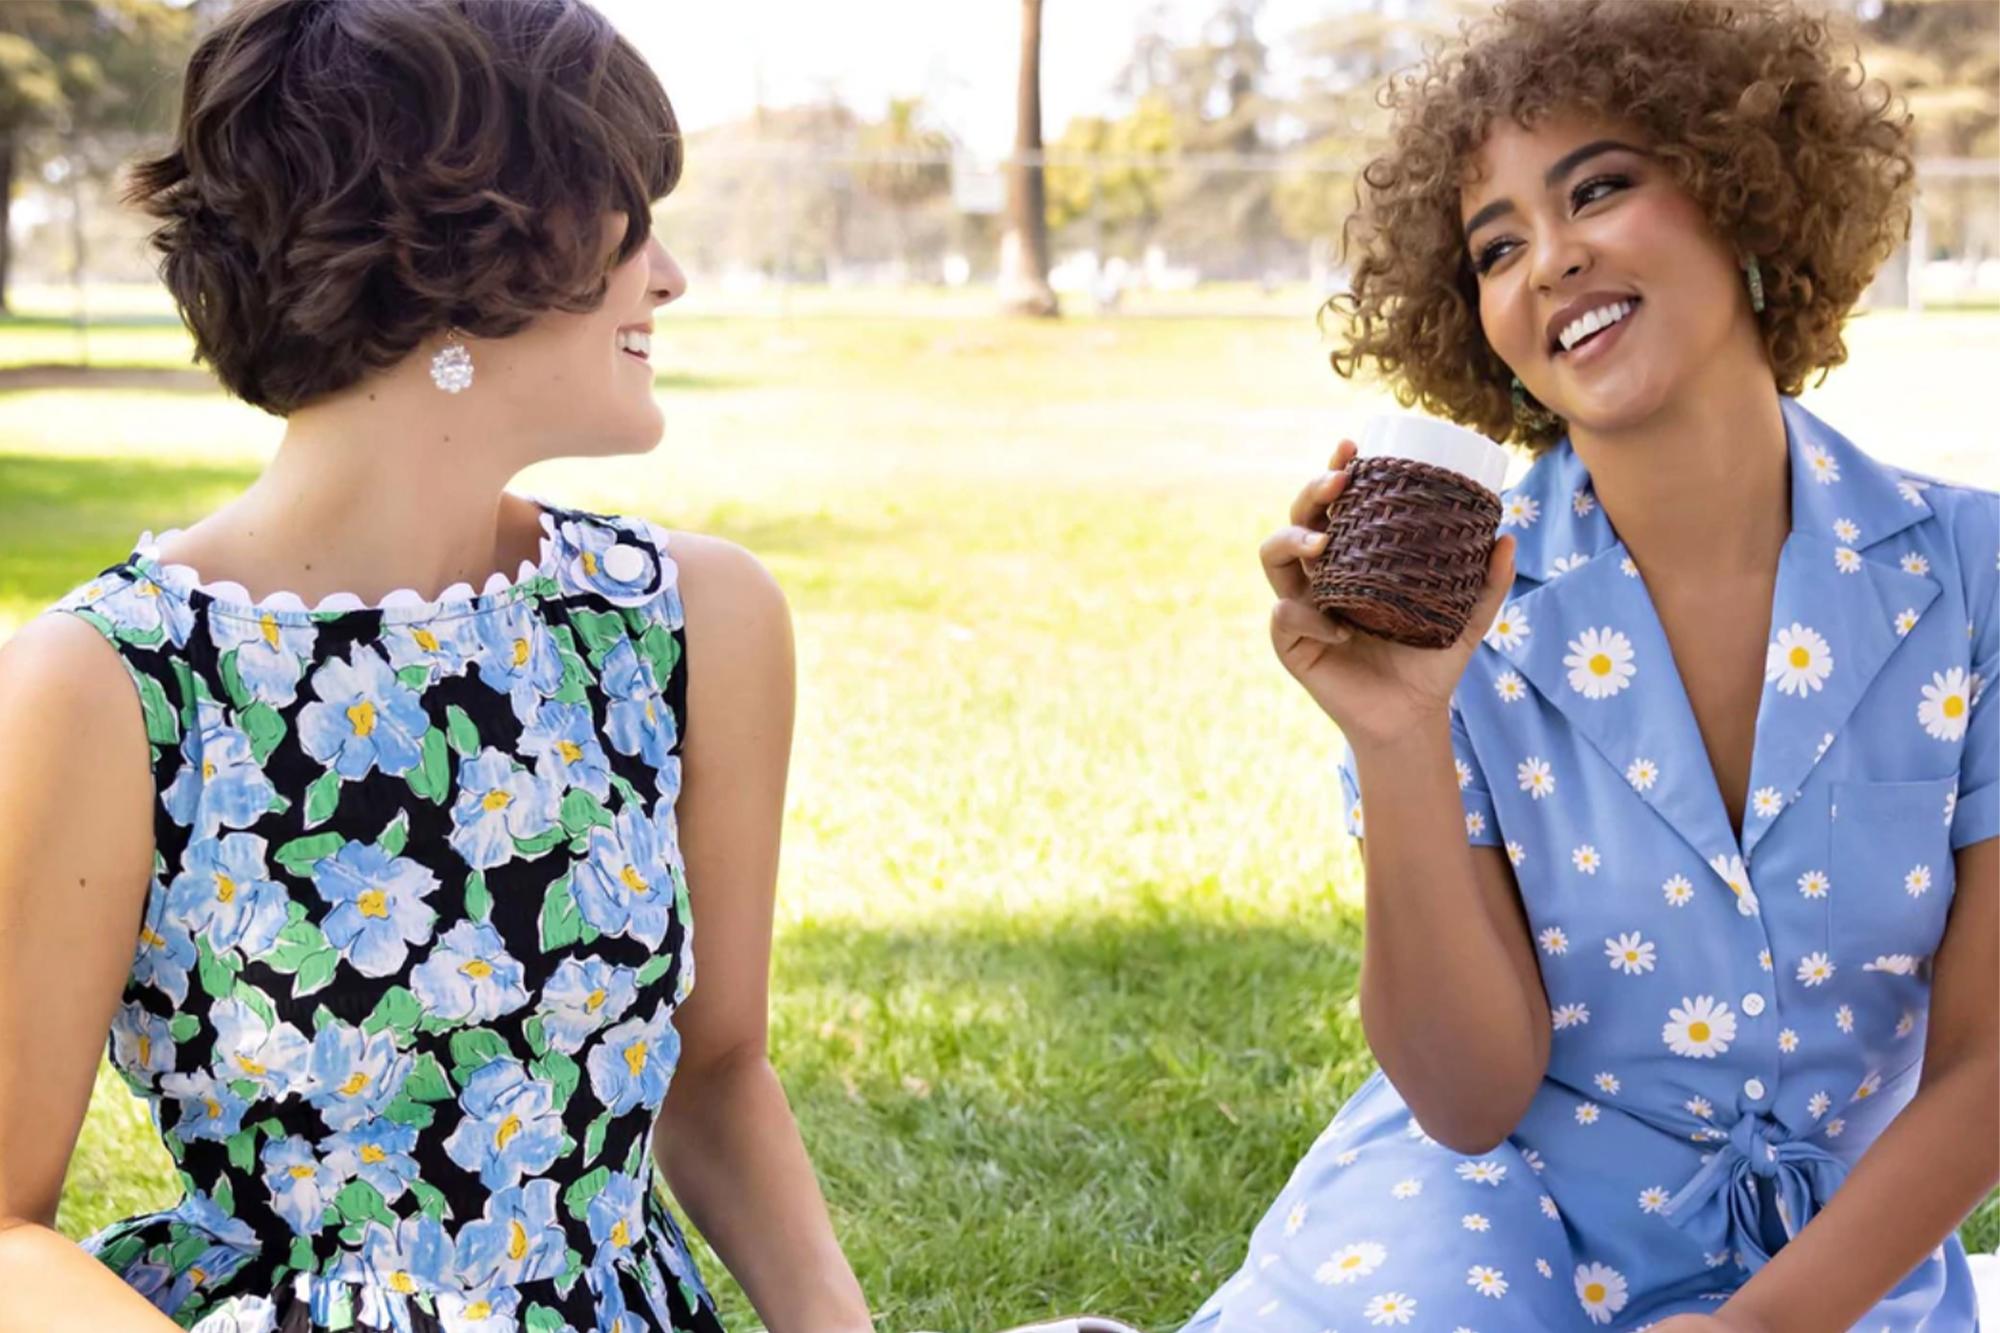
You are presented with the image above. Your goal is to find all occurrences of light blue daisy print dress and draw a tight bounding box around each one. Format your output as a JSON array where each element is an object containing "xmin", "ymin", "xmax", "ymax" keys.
[
  {"xmin": 1184, "ymin": 396, "xmax": 1997, "ymax": 1331},
  {"xmin": 45, "ymin": 495, "xmax": 726, "ymax": 1333}
]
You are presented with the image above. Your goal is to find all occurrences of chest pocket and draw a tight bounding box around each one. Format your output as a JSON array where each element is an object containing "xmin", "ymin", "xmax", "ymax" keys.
[{"xmin": 1828, "ymin": 776, "xmax": 1959, "ymax": 968}]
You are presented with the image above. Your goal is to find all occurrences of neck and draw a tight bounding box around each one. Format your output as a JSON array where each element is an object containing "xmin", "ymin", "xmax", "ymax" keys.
[
  {"xmin": 182, "ymin": 359, "xmax": 548, "ymax": 606},
  {"xmin": 1569, "ymin": 361, "xmax": 1791, "ymax": 587}
]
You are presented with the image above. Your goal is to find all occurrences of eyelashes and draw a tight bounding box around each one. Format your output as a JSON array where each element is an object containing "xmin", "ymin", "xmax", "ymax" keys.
[{"xmin": 1470, "ymin": 174, "xmax": 1633, "ymax": 275}]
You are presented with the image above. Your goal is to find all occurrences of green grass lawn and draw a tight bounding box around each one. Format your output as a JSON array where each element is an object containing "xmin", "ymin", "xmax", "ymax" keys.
[{"xmin": 5, "ymin": 294, "xmax": 1997, "ymax": 1330}]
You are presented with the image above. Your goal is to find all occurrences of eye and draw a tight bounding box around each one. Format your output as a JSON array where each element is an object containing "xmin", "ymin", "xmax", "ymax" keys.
[
  {"xmin": 1571, "ymin": 173, "xmax": 1631, "ymax": 211},
  {"xmin": 1472, "ymin": 237, "xmax": 1517, "ymax": 276}
]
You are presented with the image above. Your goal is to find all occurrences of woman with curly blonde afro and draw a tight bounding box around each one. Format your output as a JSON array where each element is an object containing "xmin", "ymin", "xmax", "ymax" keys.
[{"xmin": 1195, "ymin": 0, "xmax": 1998, "ymax": 1329}]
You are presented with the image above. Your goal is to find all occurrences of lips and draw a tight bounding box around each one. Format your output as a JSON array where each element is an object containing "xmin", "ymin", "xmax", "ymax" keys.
[{"xmin": 1546, "ymin": 293, "xmax": 1641, "ymax": 356}]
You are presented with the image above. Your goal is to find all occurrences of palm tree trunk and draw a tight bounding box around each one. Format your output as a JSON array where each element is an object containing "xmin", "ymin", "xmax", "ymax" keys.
[{"xmin": 1000, "ymin": 0, "xmax": 1058, "ymax": 316}]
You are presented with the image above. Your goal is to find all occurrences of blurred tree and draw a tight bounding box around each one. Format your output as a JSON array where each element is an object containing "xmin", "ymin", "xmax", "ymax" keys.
[
  {"xmin": 856, "ymin": 97, "xmax": 953, "ymax": 280},
  {"xmin": 1045, "ymin": 94, "xmax": 1177, "ymax": 258},
  {"xmin": 0, "ymin": 0, "xmax": 194, "ymax": 310}
]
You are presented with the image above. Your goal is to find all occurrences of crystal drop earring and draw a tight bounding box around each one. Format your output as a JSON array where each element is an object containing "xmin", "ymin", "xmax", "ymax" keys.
[{"xmin": 430, "ymin": 326, "xmax": 474, "ymax": 393}]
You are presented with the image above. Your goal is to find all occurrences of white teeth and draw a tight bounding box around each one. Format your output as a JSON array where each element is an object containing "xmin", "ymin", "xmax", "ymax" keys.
[
  {"xmin": 1558, "ymin": 300, "xmax": 1634, "ymax": 352},
  {"xmin": 616, "ymin": 329, "xmax": 651, "ymax": 357}
]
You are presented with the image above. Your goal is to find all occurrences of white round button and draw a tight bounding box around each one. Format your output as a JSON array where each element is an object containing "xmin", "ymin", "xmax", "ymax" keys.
[
  {"xmin": 1742, "ymin": 993, "xmax": 1766, "ymax": 1016},
  {"xmin": 603, "ymin": 544, "xmax": 648, "ymax": 583},
  {"xmin": 1743, "ymin": 1078, "xmax": 1766, "ymax": 1100}
]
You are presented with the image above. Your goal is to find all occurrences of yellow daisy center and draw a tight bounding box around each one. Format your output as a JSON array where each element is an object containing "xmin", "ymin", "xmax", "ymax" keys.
[
  {"xmin": 1589, "ymin": 652, "xmax": 1612, "ymax": 676},
  {"xmin": 1585, "ymin": 1282, "xmax": 1606, "ymax": 1302},
  {"xmin": 1688, "ymin": 1021, "xmax": 1711, "ymax": 1043},
  {"xmin": 1944, "ymin": 695, "xmax": 1965, "ymax": 718},
  {"xmin": 1789, "ymin": 645, "xmax": 1811, "ymax": 669}
]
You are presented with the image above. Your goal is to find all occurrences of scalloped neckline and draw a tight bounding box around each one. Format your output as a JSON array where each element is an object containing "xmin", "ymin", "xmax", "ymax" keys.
[{"xmin": 128, "ymin": 492, "xmax": 565, "ymax": 621}]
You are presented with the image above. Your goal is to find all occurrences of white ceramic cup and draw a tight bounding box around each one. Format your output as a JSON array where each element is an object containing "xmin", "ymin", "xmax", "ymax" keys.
[{"xmin": 1355, "ymin": 412, "xmax": 1510, "ymax": 495}]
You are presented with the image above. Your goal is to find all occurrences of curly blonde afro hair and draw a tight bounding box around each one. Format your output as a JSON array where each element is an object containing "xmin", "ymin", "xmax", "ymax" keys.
[{"xmin": 1326, "ymin": 0, "xmax": 1916, "ymax": 454}]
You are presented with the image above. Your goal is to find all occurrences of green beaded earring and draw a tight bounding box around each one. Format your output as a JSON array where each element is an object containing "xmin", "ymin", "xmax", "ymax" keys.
[
  {"xmin": 1511, "ymin": 375, "xmax": 1560, "ymax": 433},
  {"xmin": 1743, "ymin": 255, "xmax": 1766, "ymax": 314}
]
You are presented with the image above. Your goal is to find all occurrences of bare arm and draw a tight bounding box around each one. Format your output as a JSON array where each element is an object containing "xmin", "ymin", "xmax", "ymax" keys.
[
  {"xmin": 1718, "ymin": 836, "xmax": 1999, "ymax": 1333},
  {"xmin": 0, "ymin": 612, "xmax": 184, "ymax": 1331},
  {"xmin": 648, "ymin": 535, "xmax": 871, "ymax": 1333},
  {"xmin": 1348, "ymin": 728, "xmax": 1551, "ymax": 1154}
]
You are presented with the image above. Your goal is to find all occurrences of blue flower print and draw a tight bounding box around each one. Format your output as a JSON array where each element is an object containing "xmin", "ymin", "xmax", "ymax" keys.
[
  {"xmin": 298, "ymin": 644, "xmax": 430, "ymax": 780},
  {"xmin": 585, "ymin": 1001, "xmax": 678, "ymax": 1117},
  {"xmin": 312, "ymin": 839, "xmax": 441, "ymax": 977},
  {"xmin": 410, "ymin": 920, "xmax": 530, "ymax": 1024},
  {"xmin": 118, "ymin": 1260, "xmax": 197, "ymax": 1317},
  {"xmin": 321, "ymin": 1117, "xmax": 420, "ymax": 1205},
  {"xmin": 453, "ymin": 1177, "xmax": 567, "ymax": 1288},
  {"xmin": 259, "ymin": 1135, "xmax": 348, "ymax": 1236},
  {"xmin": 537, "ymin": 957, "xmax": 640, "ymax": 1055},
  {"xmin": 131, "ymin": 909, "xmax": 198, "ymax": 1006},
  {"xmin": 654, "ymin": 751, "xmax": 681, "ymax": 803},
  {"xmin": 382, "ymin": 611, "xmax": 481, "ymax": 683},
  {"xmin": 447, "ymin": 748, "xmax": 561, "ymax": 871},
  {"xmin": 304, "ymin": 1021, "xmax": 411, "ymax": 1131},
  {"xmin": 160, "ymin": 1070, "xmax": 251, "ymax": 1142},
  {"xmin": 170, "ymin": 1186, "xmax": 261, "ymax": 1289},
  {"xmin": 110, "ymin": 1001, "xmax": 177, "ymax": 1078},
  {"xmin": 208, "ymin": 997, "xmax": 311, "ymax": 1100},
  {"xmin": 433, "ymin": 1285, "xmax": 523, "ymax": 1333},
  {"xmin": 571, "ymin": 804, "xmax": 675, "ymax": 949},
  {"xmin": 518, "ymin": 700, "xmax": 613, "ymax": 800},
  {"xmin": 585, "ymin": 1170, "xmax": 645, "ymax": 1270},
  {"xmin": 599, "ymin": 639, "xmax": 675, "ymax": 770},
  {"xmin": 471, "ymin": 602, "xmax": 565, "ymax": 726},
  {"xmin": 442, "ymin": 1058, "xmax": 566, "ymax": 1190},
  {"xmin": 163, "ymin": 700, "xmax": 279, "ymax": 841},
  {"xmin": 163, "ymin": 833, "xmax": 289, "ymax": 957},
  {"xmin": 559, "ymin": 518, "xmax": 659, "ymax": 608},
  {"xmin": 355, "ymin": 1214, "xmax": 456, "ymax": 1299},
  {"xmin": 209, "ymin": 612, "xmax": 318, "ymax": 708},
  {"xmin": 97, "ymin": 570, "xmax": 196, "ymax": 649}
]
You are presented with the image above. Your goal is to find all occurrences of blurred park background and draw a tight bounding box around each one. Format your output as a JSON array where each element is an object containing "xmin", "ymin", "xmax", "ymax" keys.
[{"xmin": 3, "ymin": 0, "xmax": 1997, "ymax": 1329}]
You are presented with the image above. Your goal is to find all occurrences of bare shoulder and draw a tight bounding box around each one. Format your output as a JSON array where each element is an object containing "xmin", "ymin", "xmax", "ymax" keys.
[
  {"xmin": 0, "ymin": 609, "xmax": 149, "ymax": 739},
  {"xmin": 659, "ymin": 531, "xmax": 791, "ymax": 650}
]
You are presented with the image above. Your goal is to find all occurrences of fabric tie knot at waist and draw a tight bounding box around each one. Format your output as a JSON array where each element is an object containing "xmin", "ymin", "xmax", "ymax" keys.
[{"xmin": 1657, "ymin": 1111, "xmax": 1849, "ymax": 1273}]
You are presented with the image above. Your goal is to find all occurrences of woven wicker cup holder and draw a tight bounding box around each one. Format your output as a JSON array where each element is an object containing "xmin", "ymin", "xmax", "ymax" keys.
[{"xmin": 1307, "ymin": 454, "xmax": 1502, "ymax": 650}]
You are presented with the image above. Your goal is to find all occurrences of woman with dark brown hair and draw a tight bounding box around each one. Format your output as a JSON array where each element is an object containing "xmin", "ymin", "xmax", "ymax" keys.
[
  {"xmin": 0, "ymin": 2, "xmax": 871, "ymax": 1330},
  {"xmin": 1193, "ymin": 0, "xmax": 1997, "ymax": 1329}
]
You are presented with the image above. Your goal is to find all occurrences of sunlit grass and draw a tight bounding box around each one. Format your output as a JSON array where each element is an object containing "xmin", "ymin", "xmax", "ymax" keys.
[{"xmin": 9, "ymin": 304, "xmax": 1997, "ymax": 1330}]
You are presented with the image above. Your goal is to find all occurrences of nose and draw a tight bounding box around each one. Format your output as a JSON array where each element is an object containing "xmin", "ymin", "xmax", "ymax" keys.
[
  {"xmin": 648, "ymin": 235, "xmax": 686, "ymax": 307},
  {"xmin": 1529, "ymin": 225, "xmax": 1591, "ymax": 295}
]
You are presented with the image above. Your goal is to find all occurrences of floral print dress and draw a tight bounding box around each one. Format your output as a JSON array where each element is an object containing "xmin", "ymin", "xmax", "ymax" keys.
[
  {"xmin": 47, "ymin": 495, "xmax": 726, "ymax": 1333},
  {"xmin": 1184, "ymin": 398, "xmax": 1997, "ymax": 1331}
]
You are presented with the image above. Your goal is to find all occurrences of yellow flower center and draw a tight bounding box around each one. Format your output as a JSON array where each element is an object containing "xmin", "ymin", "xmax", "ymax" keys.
[
  {"xmin": 389, "ymin": 1271, "xmax": 415, "ymax": 1294},
  {"xmin": 511, "ymin": 638, "xmax": 530, "ymax": 667},
  {"xmin": 1945, "ymin": 695, "xmax": 1965, "ymax": 718},
  {"xmin": 339, "ymin": 1072, "xmax": 371, "ymax": 1095},
  {"xmin": 361, "ymin": 1144, "xmax": 386, "ymax": 1164},
  {"xmin": 357, "ymin": 888, "xmax": 389, "ymax": 918},
  {"xmin": 583, "ymin": 551, "xmax": 599, "ymax": 575},
  {"xmin": 236, "ymin": 1055, "xmax": 266, "ymax": 1076},
  {"xmin": 1688, "ymin": 1021, "xmax": 1711, "ymax": 1043},
  {"xmin": 483, "ymin": 789, "xmax": 512, "ymax": 812},
  {"xmin": 202, "ymin": 759, "xmax": 217, "ymax": 780},
  {"xmin": 509, "ymin": 1219, "xmax": 529, "ymax": 1261},
  {"xmin": 465, "ymin": 1301, "xmax": 492, "ymax": 1319},
  {"xmin": 495, "ymin": 1113, "xmax": 522, "ymax": 1148},
  {"xmin": 586, "ymin": 988, "xmax": 606, "ymax": 1012},
  {"xmin": 1585, "ymin": 1282, "xmax": 1606, "ymax": 1302},
  {"xmin": 611, "ymin": 1218, "xmax": 630, "ymax": 1248},
  {"xmin": 620, "ymin": 865, "xmax": 650, "ymax": 894},
  {"xmin": 141, "ymin": 926, "xmax": 167, "ymax": 948},
  {"xmin": 214, "ymin": 873, "xmax": 236, "ymax": 903},
  {"xmin": 259, "ymin": 612, "xmax": 280, "ymax": 650},
  {"xmin": 203, "ymin": 1097, "xmax": 222, "ymax": 1118},
  {"xmin": 624, "ymin": 1040, "xmax": 648, "ymax": 1076},
  {"xmin": 461, "ymin": 958, "xmax": 494, "ymax": 980},
  {"xmin": 1589, "ymin": 652, "xmax": 1612, "ymax": 676},
  {"xmin": 289, "ymin": 1164, "xmax": 315, "ymax": 1179},
  {"xmin": 347, "ymin": 699, "xmax": 377, "ymax": 737},
  {"xmin": 138, "ymin": 1036, "xmax": 152, "ymax": 1064},
  {"xmin": 413, "ymin": 627, "xmax": 439, "ymax": 652},
  {"xmin": 1789, "ymin": 645, "xmax": 1811, "ymax": 669},
  {"xmin": 557, "ymin": 740, "xmax": 583, "ymax": 763}
]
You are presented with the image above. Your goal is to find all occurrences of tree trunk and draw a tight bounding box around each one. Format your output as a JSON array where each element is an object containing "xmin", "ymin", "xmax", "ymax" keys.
[
  {"xmin": 0, "ymin": 130, "xmax": 14, "ymax": 316},
  {"xmin": 1000, "ymin": 0, "xmax": 1058, "ymax": 317}
]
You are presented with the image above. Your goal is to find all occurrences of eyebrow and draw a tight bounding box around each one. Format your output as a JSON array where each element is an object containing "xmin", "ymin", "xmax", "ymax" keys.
[{"xmin": 1462, "ymin": 139, "xmax": 1647, "ymax": 240}]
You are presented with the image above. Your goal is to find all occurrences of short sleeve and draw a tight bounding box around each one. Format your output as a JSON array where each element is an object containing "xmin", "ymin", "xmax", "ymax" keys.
[
  {"xmin": 1334, "ymin": 706, "xmax": 1502, "ymax": 847},
  {"xmin": 1950, "ymin": 493, "xmax": 1999, "ymax": 850}
]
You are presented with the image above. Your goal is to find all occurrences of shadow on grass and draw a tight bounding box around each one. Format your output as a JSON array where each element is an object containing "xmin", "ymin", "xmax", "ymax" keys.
[{"xmin": 0, "ymin": 453, "xmax": 259, "ymax": 611}]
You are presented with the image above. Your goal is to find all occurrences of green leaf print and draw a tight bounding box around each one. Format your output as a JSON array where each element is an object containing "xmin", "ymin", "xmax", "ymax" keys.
[
  {"xmin": 124, "ymin": 623, "xmax": 166, "ymax": 650},
  {"xmin": 555, "ymin": 1245, "xmax": 584, "ymax": 1298},
  {"xmin": 302, "ymin": 769, "xmax": 343, "ymax": 830},
  {"xmin": 213, "ymin": 1175, "xmax": 234, "ymax": 1215},
  {"xmin": 219, "ymin": 648, "xmax": 253, "ymax": 711},
  {"xmin": 609, "ymin": 773, "xmax": 645, "ymax": 811},
  {"xmin": 448, "ymin": 1029, "xmax": 511, "ymax": 1084},
  {"xmin": 582, "ymin": 1111, "xmax": 610, "ymax": 1165},
  {"xmin": 562, "ymin": 1168, "xmax": 610, "ymax": 1221},
  {"xmin": 530, "ymin": 1049, "xmax": 580, "ymax": 1108},
  {"xmin": 464, "ymin": 869, "xmax": 492, "ymax": 921},
  {"xmin": 524, "ymin": 1306, "xmax": 568, "ymax": 1333},
  {"xmin": 239, "ymin": 701, "xmax": 286, "ymax": 766},
  {"xmin": 404, "ymin": 727, "xmax": 450, "ymax": 805},
  {"xmin": 636, "ymin": 622, "xmax": 681, "ymax": 691},
  {"xmin": 623, "ymin": 1132, "xmax": 646, "ymax": 1177},
  {"xmin": 273, "ymin": 833, "xmax": 345, "ymax": 878},
  {"xmin": 379, "ymin": 808, "xmax": 410, "ymax": 858},
  {"xmin": 513, "ymin": 825, "xmax": 568, "ymax": 858},
  {"xmin": 525, "ymin": 1013, "xmax": 550, "ymax": 1057},
  {"xmin": 410, "ymin": 1179, "xmax": 449, "ymax": 1222},
  {"xmin": 559, "ymin": 788, "xmax": 614, "ymax": 838},
  {"xmin": 266, "ymin": 917, "xmax": 332, "ymax": 973},
  {"xmin": 362, "ymin": 985, "xmax": 422, "ymax": 1038},
  {"xmin": 195, "ymin": 938, "xmax": 241, "ymax": 1000},
  {"xmin": 335, "ymin": 1180, "xmax": 397, "ymax": 1228},
  {"xmin": 403, "ymin": 1052, "xmax": 453, "ymax": 1103},
  {"xmin": 539, "ymin": 874, "xmax": 583, "ymax": 952},
  {"xmin": 166, "ymin": 1229, "xmax": 208, "ymax": 1271},
  {"xmin": 635, "ymin": 954, "xmax": 671, "ymax": 987},
  {"xmin": 571, "ymin": 607, "xmax": 628, "ymax": 663},
  {"xmin": 167, "ymin": 1013, "xmax": 199, "ymax": 1042},
  {"xmin": 226, "ymin": 1127, "xmax": 257, "ymax": 1174},
  {"xmin": 228, "ymin": 1078, "xmax": 259, "ymax": 1101},
  {"xmin": 382, "ymin": 1096, "xmax": 436, "ymax": 1131},
  {"xmin": 291, "ymin": 948, "xmax": 338, "ymax": 998},
  {"xmin": 231, "ymin": 978, "xmax": 278, "ymax": 1027},
  {"xmin": 96, "ymin": 1234, "xmax": 146, "ymax": 1274},
  {"xmin": 132, "ymin": 670, "xmax": 181, "ymax": 746},
  {"xmin": 395, "ymin": 664, "xmax": 429, "ymax": 692},
  {"xmin": 289, "ymin": 1236, "xmax": 316, "ymax": 1271},
  {"xmin": 444, "ymin": 704, "xmax": 481, "ymax": 758}
]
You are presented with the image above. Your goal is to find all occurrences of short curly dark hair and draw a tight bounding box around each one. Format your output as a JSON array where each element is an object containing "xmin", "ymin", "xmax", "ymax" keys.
[
  {"xmin": 1325, "ymin": 0, "xmax": 1916, "ymax": 454},
  {"xmin": 123, "ymin": 0, "xmax": 681, "ymax": 415}
]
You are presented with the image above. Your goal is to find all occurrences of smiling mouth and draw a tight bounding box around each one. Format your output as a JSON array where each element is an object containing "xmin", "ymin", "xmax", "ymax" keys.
[
  {"xmin": 616, "ymin": 328, "xmax": 651, "ymax": 362},
  {"xmin": 1552, "ymin": 298, "xmax": 1640, "ymax": 356}
]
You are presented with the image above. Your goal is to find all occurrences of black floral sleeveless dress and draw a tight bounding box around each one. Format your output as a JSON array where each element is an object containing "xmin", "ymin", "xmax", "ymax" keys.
[{"xmin": 47, "ymin": 494, "xmax": 728, "ymax": 1333}]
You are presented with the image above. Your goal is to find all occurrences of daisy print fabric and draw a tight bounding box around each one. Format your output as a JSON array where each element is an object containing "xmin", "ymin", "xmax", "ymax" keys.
[
  {"xmin": 47, "ymin": 497, "xmax": 724, "ymax": 1333},
  {"xmin": 1186, "ymin": 398, "xmax": 1997, "ymax": 1331}
]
